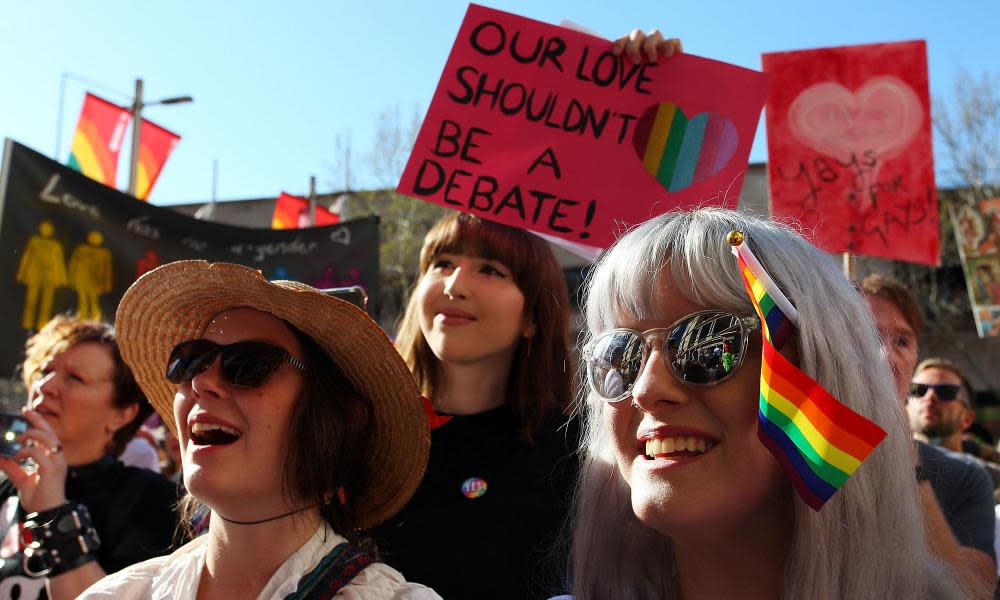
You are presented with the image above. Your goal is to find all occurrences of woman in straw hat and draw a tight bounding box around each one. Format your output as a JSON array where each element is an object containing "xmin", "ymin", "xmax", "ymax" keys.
[
  {"xmin": 565, "ymin": 208, "xmax": 978, "ymax": 599},
  {"xmin": 80, "ymin": 261, "xmax": 440, "ymax": 600}
]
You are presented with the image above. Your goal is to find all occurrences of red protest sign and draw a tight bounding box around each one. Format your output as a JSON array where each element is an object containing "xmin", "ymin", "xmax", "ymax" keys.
[
  {"xmin": 398, "ymin": 4, "xmax": 769, "ymax": 249},
  {"xmin": 762, "ymin": 40, "xmax": 939, "ymax": 265}
]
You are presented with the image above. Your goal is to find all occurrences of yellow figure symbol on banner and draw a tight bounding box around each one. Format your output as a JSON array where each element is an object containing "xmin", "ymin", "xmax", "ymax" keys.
[
  {"xmin": 68, "ymin": 230, "xmax": 113, "ymax": 321},
  {"xmin": 17, "ymin": 220, "xmax": 68, "ymax": 331}
]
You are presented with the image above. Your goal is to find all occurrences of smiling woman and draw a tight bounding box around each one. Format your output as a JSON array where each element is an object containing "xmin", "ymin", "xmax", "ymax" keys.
[
  {"xmin": 567, "ymin": 208, "xmax": 982, "ymax": 599},
  {"xmin": 373, "ymin": 212, "xmax": 577, "ymax": 600},
  {"xmin": 78, "ymin": 261, "xmax": 439, "ymax": 600}
]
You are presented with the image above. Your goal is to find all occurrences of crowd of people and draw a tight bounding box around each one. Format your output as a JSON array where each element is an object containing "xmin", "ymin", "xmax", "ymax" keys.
[{"xmin": 0, "ymin": 28, "xmax": 997, "ymax": 600}]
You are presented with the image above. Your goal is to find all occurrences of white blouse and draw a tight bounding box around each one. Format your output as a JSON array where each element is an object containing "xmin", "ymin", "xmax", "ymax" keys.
[{"xmin": 79, "ymin": 524, "xmax": 440, "ymax": 600}]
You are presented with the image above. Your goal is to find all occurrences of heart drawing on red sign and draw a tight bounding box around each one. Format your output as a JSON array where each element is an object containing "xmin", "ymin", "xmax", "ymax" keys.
[
  {"xmin": 787, "ymin": 76, "xmax": 923, "ymax": 164},
  {"xmin": 633, "ymin": 101, "xmax": 739, "ymax": 193}
]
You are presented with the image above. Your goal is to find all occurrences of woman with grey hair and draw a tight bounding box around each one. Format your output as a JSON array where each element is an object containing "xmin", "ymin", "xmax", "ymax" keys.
[{"xmin": 567, "ymin": 208, "xmax": 978, "ymax": 599}]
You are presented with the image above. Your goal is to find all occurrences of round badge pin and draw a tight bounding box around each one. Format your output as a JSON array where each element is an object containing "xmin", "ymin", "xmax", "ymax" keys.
[{"xmin": 461, "ymin": 477, "xmax": 488, "ymax": 499}]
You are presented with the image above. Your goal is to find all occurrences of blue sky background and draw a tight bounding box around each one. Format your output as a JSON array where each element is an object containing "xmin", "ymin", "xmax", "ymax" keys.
[{"xmin": 2, "ymin": 0, "xmax": 996, "ymax": 205}]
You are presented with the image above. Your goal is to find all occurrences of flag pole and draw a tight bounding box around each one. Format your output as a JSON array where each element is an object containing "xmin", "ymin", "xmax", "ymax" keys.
[
  {"xmin": 842, "ymin": 252, "xmax": 855, "ymax": 279},
  {"xmin": 127, "ymin": 78, "xmax": 143, "ymax": 197},
  {"xmin": 309, "ymin": 175, "xmax": 317, "ymax": 226}
]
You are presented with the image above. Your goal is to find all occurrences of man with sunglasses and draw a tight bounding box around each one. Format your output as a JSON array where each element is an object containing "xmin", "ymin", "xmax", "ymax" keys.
[
  {"xmin": 908, "ymin": 358, "xmax": 1000, "ymax": 488},
  {"xmin": 908, "ymin": 359, "xmax": 974, "ymax": 447},
  {"xmin": 862, "ymin": 273, "xmax": 997, "ymax": 594}
]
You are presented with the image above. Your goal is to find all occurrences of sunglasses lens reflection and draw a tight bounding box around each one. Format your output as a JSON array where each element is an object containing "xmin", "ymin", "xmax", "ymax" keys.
[
  {"xmin": 587, "ymin": 312, "xmax": 749, "ymax": 401},
  {"xmin": 220, "ymin": 344, "xmax": 288, "ymax": 387},
  {"xmin": 587, "ymin": 331, "xmax": 645, "ymax": 400},
  {"xmin": 166, "ymin": 340, "xmax": 218, "ymax": 384}
]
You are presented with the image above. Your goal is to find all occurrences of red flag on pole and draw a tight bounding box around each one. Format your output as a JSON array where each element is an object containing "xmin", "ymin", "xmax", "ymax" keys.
[
  {"xmin": 272, "ymin": 192, "xmax": 341, "ymax": 229},
  {"xmin": 67, "ymin": 93, "xmax": 131, "ymax": 187},
  {"xmin": 134, "ymin": 119, "xmax": 181, "ymax": 201}
]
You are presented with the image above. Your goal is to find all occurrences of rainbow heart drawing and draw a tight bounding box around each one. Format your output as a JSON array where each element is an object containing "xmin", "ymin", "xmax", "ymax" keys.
[{"xmin": 633, "ymin": 102, "xmax": 738, "ymax": 193}]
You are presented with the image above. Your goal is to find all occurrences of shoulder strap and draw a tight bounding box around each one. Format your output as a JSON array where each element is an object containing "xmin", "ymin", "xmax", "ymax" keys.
[{"xmin": 283, "ymin": 542, "xmax": 374, "ymax": 600}]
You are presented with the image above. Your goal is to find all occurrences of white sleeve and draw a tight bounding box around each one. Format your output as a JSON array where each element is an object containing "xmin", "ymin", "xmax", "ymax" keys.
[
  {"xmin": 76, "ymin": 562, "xmax": 156, "ymax": 599},
  {"xmin": 334, "ymin": 563, "xmax": 442, "ymax": 600}
]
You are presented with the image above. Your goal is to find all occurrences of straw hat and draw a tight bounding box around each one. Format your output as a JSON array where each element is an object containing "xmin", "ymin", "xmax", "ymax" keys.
[{"xmin": 115, "ymin": 260, "xmax": 429, "ymax": 529}]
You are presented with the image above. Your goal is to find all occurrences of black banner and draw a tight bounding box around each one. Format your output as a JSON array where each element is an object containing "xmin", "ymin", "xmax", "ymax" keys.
[{"xmin": 0, "ymin": 140, "xmax": 380, "ymax": 377}]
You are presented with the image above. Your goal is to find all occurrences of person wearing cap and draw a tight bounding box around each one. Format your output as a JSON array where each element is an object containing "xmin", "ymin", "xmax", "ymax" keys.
[
  {"xmin": 79, "ymin": 261, "xmax": 439, "ymax": 600},
  {"xmin": 0, "ymin": 316, "xmax": 178, "ymax": 600}
]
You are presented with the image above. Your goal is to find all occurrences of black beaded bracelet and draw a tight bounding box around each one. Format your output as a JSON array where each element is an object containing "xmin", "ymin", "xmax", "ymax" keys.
[{"xmin": 21, "ymin": 502, "xmax": 101, "ymax": 578}]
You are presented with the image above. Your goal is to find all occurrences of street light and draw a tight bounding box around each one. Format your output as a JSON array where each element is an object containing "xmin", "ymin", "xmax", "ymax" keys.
[{"xmin": 127, "ymin": 78, "xmax": 193, "ymax": 197}]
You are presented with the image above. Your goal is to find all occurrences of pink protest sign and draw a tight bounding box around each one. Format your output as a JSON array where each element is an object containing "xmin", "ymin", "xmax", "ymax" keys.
[
  {"xmin": 398, "ymin": 4, "xmax": 769, "ymax": 248},
  {"xmin": 763, "ymin": 40, "xmax": 939, "ymax": 265}
]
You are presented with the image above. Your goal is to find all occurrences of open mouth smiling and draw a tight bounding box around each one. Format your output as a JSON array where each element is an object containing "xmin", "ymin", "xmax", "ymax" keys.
[
  {"xmin": 189, "ymin": 420, "xmax": 242, "ymax": 446},
  {"xmin": 638, "ymin": 430, "xmax": 719, "ymax": 461}
]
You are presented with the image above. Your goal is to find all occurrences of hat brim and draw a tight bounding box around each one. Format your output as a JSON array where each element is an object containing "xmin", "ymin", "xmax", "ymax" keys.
[{"xmin": 115, "ymin": 260, "xmax": 429, "ymax": 529}]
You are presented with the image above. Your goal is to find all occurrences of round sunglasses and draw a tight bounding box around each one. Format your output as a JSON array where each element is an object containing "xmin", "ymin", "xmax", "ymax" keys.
[
  {"xmin": 166, "ymin": 339, "xmax": 307, "ymax": 388},
  {"xmin": 583, "ymin": 310, "xmax": 760, "ymax": 402}
]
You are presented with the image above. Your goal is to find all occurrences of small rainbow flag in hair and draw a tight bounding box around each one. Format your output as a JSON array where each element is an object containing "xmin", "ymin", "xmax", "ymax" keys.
[{"xmin": 728, "ymin": 231, "xmax": 886, "ymax": 510}]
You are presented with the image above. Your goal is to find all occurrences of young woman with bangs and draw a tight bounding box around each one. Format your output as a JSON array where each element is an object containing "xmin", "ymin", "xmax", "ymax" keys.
[{"xmin": 372, "ymin": 212, "xmax": 577, "ymax": 599}]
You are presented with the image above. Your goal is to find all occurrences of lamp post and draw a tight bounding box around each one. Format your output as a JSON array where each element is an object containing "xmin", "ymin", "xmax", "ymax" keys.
[{"xmin": 127, "ymin": 78, "xmax": 193, "ymax": 197}]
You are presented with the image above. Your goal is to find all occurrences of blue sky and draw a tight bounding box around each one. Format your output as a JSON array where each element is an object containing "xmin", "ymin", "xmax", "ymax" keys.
[{"xmin": 2, "ymin": 0, "xmax": 996, "ymax": 205}]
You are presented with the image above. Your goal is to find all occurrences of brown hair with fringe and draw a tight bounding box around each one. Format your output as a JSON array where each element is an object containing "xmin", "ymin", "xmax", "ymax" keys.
[
  {"xmin": 395, "ymin": 213, "xmax": 573, "ymax": 441},
  {"xmin": 20, "ymin": 314, "xmax": 152, "ymax": 457}
]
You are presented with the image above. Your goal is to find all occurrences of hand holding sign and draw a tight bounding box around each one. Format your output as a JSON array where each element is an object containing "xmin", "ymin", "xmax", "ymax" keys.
[
  {"xmin": 612, "ymin": 29, "xmax": 683, "ymax": 63},
  {"xmin": 398, "ymin": 5, "xmax": 768, "ymax": 249}
]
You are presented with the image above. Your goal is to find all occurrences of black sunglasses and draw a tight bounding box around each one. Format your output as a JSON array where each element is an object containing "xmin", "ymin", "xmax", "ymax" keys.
[
  {"xmin": 583, "ymin": 310, "xmax": 760, "ymax": 402},
  {"xmin": 909, "ymin": 382, "xmax": 963, "ymax": 403},
  {"xmin": 166, "ymin": 339, "xmax": 307, "ymax": 387}
]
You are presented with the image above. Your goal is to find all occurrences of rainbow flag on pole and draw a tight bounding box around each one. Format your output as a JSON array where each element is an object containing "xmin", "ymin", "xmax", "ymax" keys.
[
  {"xmin": 729, "ymin": 232, "xmax": 886, "ymax": 510},
  {"xmin": 67, "ymin": 93, "xmax": 131, "ymax": 187},
  {"xmin": 134, "ymin": 119, "xmax": 181, "ymax": 201}
]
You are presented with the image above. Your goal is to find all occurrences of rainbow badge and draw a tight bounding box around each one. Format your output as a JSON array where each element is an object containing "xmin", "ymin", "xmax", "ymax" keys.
[{"xmin": 728, "ymin": 231, "xmax": 886, "ymax": 510}]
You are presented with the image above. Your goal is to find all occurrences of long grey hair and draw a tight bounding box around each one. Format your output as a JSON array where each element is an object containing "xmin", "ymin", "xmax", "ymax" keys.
[{"xmin": 568, "ymin": 208, "xmax": 970, "ymax": 599}]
